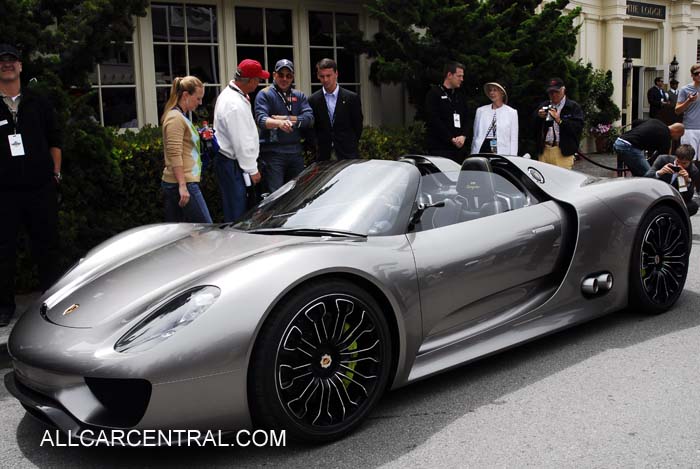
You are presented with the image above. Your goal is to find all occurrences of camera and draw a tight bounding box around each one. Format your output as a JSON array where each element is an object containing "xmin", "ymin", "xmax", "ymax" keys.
[
  {"xmin": 542, "ymin": 104, "xmax": 556, "ymax": 125},
  {"xmin": 671, "ymin": 165, "xmax": 681, "ymax": 172}
]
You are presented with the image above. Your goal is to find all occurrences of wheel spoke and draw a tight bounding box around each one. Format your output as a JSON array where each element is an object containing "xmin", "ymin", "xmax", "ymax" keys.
[
  {"xmin": 334, "ymin": 371, "xmax": 369, "ymax": 397},
  {"xmin": 278, "ymin": 363, "xmax": 313, "ymax": 390},
  {"xmin": 339, "ymin": 363, "xmax": 377, "ymax": 380},
  {"xmin": 304, "ymin": 302, "xmax": 327, "ymax": 344},
  {"xmin": 283, "ymin": 326, "xmax": 316, "ymax": 357},
  {"xmin": 340, "ymin": 340, "xmax": 379, "ymax": 358},
  {"xmin": 287, "ymin": 378, "xmax": 320, "ymax": 419},
  {"xmin": 328, "ymin": 377, "xmax": 347, "ymax": 421}
]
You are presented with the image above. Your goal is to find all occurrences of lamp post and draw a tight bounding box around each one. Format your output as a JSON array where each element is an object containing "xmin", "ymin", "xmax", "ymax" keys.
[
  {"xmin": 620, "ymin": 55, "xmax": 634, "ymax": 177},
  {"xmin": 670, "ymin": 55, "xmax": 679, "ymax": 81}
]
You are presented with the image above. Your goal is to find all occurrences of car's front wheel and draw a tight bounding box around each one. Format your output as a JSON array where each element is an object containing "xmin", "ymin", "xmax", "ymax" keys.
[
  {"xmin": 249, "ymin": 279, "xmax": 392, "ymax": 443},
  {"xmin": 629, "ymin": 205, "xmax": 690, "ymax": 314}
]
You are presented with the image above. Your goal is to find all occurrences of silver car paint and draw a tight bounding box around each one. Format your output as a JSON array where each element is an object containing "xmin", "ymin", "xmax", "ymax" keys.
[{"xmin": 6, "ymin": 156, "xmax": 689, "ymax": 434}]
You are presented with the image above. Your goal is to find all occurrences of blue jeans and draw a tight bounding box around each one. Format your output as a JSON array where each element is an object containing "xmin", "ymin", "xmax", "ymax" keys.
[
  {"xmin": 613, "ymin": 139, "xmax": 649, "ymax": 177},
  {"xmin": 260, "ymin": 151, "xmax": 305, "ymax": 194},
  {"xmin": 214, "ymin": 153, "xmax": 248, "ymax": 222},
  {"xmin": 161, "ymin": 181, "xmax": 212, "ymax": 223}
]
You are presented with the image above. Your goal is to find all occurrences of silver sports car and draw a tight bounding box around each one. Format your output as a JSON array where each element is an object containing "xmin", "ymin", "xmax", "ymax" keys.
[{"xmin": 5, "ymin": 155, "xmax": 691, "ymax": 443}]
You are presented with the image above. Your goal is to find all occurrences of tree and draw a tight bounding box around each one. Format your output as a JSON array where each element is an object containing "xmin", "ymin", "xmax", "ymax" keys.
[{"xmin": 347, "ymin": 0, "xmax": 612, "ymax": 155}]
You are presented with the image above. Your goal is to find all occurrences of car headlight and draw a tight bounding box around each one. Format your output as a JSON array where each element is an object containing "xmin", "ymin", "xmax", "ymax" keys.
[{"xmin": 114, "ymin": 286, "xmax": 220, "ymax": 353}]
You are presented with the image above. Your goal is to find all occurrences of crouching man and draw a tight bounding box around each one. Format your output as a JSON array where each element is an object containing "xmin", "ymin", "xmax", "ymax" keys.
[{"xmin": 645, "ymin": 144, "xmax": 699, "ymax": 216}]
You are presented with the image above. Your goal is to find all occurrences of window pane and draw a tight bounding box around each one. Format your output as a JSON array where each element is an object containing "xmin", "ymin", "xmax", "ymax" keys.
[
  {"xmin": 337, "ymin": 49, "xmax": 358, "ymax": 83},
  {"xmin": 309, "ymin": 48, "xmax": 332, "ymax": 81},
  {"xmin": 342, "ymin": 84, "xmax": 358, "ymax": 94},
  {"xmin": 151, "ymin": 4, "xmax": 169, "ymax": 41},
  {"xmin": 156, "ymin": 86, "xmax": 171, "ymax": 120},
  {"xmin": 266, "ymin": 47, "xmax": 294, "ymax": 76},
  {"xmin": 100, "ymin": 44, "xmax": 135, "ymax": 85},
  {"xmin": 266, "ymin": 9, "xmax": 293, "ymax": 45},
  {"xmin": 237, "ymin": 46, "xmax": 265, "ymax": 69},
  {"xmin": 311, "ymin": 84, "xmax": 322, "ymax": 94},
  {"xmin": 102, "ymin": 88, "xmax": 138, "ymax": 128},
  {"xmin": 309, "ymin": 12, "xmax": 333, "ymax": 46},
  {"xmin": 188, "ymin": 45, "xmax": 219, "ymax": 84},
  {"xmin": 336, "ymin": 14, "xmax": 359, "ymax": 47},
  {"xmin": 187, "ymin": 5, "xmax": 217, "ymax": 43},
  {"xmin": 154, "ymin": 44, "xmax": 186, "ymax": 84},
  {"xmin": 152, "ymin": 4, "xmax": 186, "ymax": 42},
  {"xmin": 236, "ymin": 7, "xmax": 263, "ymax": 44}
]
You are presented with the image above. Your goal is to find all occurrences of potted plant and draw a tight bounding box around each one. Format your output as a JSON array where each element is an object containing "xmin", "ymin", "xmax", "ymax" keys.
[{"xmin": 590, "ymin": 123, "xmax": 614, "ymax": 153}]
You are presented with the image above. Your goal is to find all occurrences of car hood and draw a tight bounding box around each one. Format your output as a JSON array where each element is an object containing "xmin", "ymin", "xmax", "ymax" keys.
[{"xmin": 42, "ymin": 224, "xmax": 313, "ymax": 329}]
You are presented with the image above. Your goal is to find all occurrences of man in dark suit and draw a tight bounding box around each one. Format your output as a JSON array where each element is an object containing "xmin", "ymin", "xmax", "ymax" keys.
[
  {"xmin": 647, "ymin": 77, "xmax": 668, "ymax": 119},
  {"xmin": 308, "ymin": 58, "xmax": 363, "ymax": 161},
  {"xmin": 645, "ymin": 144, "xmax": 698, "ymax": 216}
]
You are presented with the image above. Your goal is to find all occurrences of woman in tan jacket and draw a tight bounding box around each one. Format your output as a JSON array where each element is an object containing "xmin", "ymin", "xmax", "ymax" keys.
[{"xmin": 160, "ymin": 76, "xmax": 212, "ymax": 223}]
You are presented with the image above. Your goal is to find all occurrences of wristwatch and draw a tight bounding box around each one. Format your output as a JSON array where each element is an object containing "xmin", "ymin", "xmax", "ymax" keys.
[{"xmin": 54, "ymin": 171, "xmax": 62, "ymax": 182}]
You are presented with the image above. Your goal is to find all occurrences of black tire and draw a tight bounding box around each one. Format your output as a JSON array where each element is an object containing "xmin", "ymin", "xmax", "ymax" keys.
[
  {"xmin": 629, "ymin": 205, "xmax": 690, "ymax": 314},
  {"xmin": 249, "ymin": 279, "xmax": 392, "ymax": 443}
]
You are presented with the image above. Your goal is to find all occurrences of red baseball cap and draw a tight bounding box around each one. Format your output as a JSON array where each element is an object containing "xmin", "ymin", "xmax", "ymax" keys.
[{"xmin": 238, "ymin": 59, "xmax": 270, "ymax": 79}]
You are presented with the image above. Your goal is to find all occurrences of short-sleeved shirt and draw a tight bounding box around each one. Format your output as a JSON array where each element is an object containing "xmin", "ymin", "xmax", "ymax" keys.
[{"xmin": 678, "ymin": 84, "xmax": 700, "ymax": 129}]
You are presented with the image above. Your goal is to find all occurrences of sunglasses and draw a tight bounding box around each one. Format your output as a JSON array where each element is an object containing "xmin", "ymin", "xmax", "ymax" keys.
[{"xmin": 692, "ymin": 71, "xmax": 700, "ymax": 76}]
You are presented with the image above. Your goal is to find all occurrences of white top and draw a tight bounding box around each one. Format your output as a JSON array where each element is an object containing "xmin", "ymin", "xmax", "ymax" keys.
[
  {"xmin": 470, "ymin": 103, "xmax": 519, "ymax": 155},
  {"xmin": 213, "ymin": 82, "xmax": 260, "ymax": 174}
]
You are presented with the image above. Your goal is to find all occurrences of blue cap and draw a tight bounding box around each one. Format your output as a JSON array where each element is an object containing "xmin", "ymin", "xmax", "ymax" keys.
[{"xmin": 274, "ymin": 59, "xmax": 294, "ymax": 73}]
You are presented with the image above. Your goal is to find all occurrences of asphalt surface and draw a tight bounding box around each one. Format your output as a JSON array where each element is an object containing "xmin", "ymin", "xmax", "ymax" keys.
[{"xmin": 2, "ymin": 153, "xmax": 699, "ymax": 467}]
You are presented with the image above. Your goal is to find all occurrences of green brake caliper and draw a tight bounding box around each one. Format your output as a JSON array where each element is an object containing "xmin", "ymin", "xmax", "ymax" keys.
[{"xmin": 342, "ymin": 322, "xmax": 358, "ymax": 388}]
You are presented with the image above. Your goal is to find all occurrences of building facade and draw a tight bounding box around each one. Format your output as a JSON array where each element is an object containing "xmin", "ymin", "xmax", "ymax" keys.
[
  {"xmin": 91, "ymin": 0, "xmax": 700, "ymax": 130},
  {"xmin": 571, "ymin": 0, "xmax": 700, "ymax": 125}
]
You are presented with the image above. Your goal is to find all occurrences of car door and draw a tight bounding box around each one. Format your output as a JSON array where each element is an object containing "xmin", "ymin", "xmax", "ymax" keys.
[{"xmin": 406, "ymin": 173, "xmax": 566, "ymax": 340}]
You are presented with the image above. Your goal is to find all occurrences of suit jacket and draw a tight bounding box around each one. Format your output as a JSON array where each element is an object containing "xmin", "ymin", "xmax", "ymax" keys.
[
  {"xmin": 647, "ymin": 86, "xmax": 666, "ymax": 118},
  {"xmin": 308, "ymin": 86, "xmax": 363, "ymax": 160},
  {"xmin": 533, "ymin": 97, "xmax": 584, "ymax": 157},
  {"xmin": 644, "ymin": 154, "xmax": 698, "ymax": 204}
]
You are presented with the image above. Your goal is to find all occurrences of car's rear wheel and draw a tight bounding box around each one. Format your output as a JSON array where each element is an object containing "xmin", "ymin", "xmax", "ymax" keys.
[
  {"xmin": 629, "ymin": 205, "xmax": 689, "ymax": 314},
  {"xmin": 249, "ymin": 280, "xmax": 392, "ymax": 443}
]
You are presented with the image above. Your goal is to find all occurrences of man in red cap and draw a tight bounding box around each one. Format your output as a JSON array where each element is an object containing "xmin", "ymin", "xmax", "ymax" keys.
[
  {"xmin": 213, "ymin": 59, "xmax": 269, "ymax": 222},
  {"xmin": 533, "ymin": 77, "xmax": 584, "ymax": 169}
]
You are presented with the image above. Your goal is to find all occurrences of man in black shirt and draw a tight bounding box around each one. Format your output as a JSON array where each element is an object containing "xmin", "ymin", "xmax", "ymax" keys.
[
  {"xmin": 612, "ymin": 119, "xmax": 684, "ymax": 176},
  {"xmin": 424, "ymin": 62, "xmax": 469, "ymax": 163},
  {"xmin": 0, "ymin": 44, "xmax": 62, "ymax": 326}
]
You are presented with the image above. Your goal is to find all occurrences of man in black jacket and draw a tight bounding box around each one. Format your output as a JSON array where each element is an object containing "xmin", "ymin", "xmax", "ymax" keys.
[
  {"xmin": 612, "ymin": 119, "xmax": 685, "ymax": 176},
  {"xmin": 647, "ymin": 77, "xmax": 668, "ymax": 119},
  {"xmin": 0, "ymin": 44, "xmax": 62, "ymax": 326},
  {"xmin": 645, "ymin": 144, "xmax": 698, "ymax": 216},
  {"xmin": 308, "ymin": 58, "xmax": 363, "ymax": 161},
  {"xmin": 533, "ymin": 77, "xmax": 585, "ymax": 169},
  {"xmin": 424, "ymin": 62, "xmax": 469, "ymax": 163}
]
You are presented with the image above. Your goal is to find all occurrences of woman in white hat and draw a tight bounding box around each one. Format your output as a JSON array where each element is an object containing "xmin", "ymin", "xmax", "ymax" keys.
[{"xmin": 470, "ymin": 82, "xmax": 519, "ymax": 156}]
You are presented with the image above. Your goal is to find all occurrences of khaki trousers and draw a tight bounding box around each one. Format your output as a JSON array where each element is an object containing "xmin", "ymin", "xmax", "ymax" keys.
[{"xmin": 539, "ymin": 145, "xmax": 574, "ymax": 170}]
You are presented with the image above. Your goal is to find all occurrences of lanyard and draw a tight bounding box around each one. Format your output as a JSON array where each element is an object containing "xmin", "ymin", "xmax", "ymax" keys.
[
  {"xmin": 439, "ymin": 85, "xmax": 454, "ymax": 106},
  {"xmin": 228, "ymin": 83, "xmax": 249, "ymax": 102},
  {"xmin": 273, "ymin": 85, "xmax": 293, "ymax": 114},
  {"xmin": 486, "ymin": 111, "xmax": 497, "ymax": 138},
  {"xmin": 2, "ymin": 95, "xmax": 20, "ymax": 134}
]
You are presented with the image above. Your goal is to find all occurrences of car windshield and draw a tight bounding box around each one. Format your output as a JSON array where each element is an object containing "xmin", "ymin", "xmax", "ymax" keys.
[{"xmin": 233, "ymin": 160, "xmax": 420, "ymax": 236}]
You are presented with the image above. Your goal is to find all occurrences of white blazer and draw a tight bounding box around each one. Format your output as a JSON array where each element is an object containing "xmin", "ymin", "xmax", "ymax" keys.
[{"xmin": 470, "ymin": 103, "xmax": 519, "ymax": 156}]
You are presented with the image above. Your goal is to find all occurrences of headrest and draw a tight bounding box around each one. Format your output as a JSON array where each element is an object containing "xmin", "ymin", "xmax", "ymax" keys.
[{"xmin": 457, "ymin": 157, "xmax": 495, "ymax": 199}]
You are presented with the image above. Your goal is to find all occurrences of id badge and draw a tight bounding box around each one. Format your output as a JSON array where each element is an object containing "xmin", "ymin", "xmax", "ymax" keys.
[
  {"xmin": 8, "ymin": 134, "xmax": 25, "ymax": 157},
  {"xmin": 453, "ymin": 113, "xmax": 461, "ymax": 128},
  {"xmin": 678, "ymin": 175, "xmax": 688, "ymax": 192},
  {"xmin": 489, "ymin": 138, "xmax": 498, "ymax": 153}
]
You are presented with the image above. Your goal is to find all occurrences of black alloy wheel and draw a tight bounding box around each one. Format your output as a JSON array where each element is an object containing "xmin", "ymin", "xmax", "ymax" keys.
[
  {"xmin": 249, "ymin": 280, "xmax": 392, "ymax": 443},
  {"xmin": 630, "ymin": 205, "xmax": 689, "ymax": 314}
]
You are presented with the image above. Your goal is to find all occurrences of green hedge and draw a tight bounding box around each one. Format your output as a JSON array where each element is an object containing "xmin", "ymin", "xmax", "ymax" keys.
[{"xmin": 14, "ymin": 122, "xmax": 426, "ymax": 291}]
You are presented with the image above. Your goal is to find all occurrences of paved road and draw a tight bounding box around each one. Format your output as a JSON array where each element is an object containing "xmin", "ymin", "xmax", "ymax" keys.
[{"xmin": 1, "ymin": 159, "xmax": 699, "ymax": 467}]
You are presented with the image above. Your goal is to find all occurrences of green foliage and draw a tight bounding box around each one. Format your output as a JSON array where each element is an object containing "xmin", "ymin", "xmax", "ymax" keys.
[
  {"xmin": 348, "ymin": 0, "xmax": 611, "ymax": 155},
  {"xmin": 580, "ymin": 67, "xmax": 621, "ymax": 136},
  {"xmin": 359, "ymin": 123, "xmax": 426, "ymax": 160}
]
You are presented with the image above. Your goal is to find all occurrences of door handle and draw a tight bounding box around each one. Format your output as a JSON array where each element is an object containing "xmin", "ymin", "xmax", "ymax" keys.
[{"xmin": 532, "ymin": 224, "xmax": 555, "ymax": 234}]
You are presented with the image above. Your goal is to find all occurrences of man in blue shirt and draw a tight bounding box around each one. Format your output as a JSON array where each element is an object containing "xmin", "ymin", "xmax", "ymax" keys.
[{"xmin": 254, "ymin": 59, "xmax": 314, "ymax": 194}]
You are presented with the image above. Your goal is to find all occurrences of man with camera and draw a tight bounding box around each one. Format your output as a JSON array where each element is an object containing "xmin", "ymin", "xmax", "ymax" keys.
[
  {"xmin": 612, "ymin": 119, "xmax": 684, "ymax": 176},
  {"xmin": 533, "ymin": 77, "xmax": 584, "ymax": 169},
  {"xmin": 644, "ymin": 144, "xmax": 698, "ymax": 216}
]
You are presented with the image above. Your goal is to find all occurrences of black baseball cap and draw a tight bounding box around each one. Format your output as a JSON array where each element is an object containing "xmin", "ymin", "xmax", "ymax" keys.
[
  {"xmin": 274, "ymin": 59, "xmax": 294, "ymax": 73},
  {"xmin": 546, "ymin": 77, "xmax": 564, "ymax": 92},
  {"xmin": 0, "ymin": 44, "xmax": 21, "ymax": 60}
]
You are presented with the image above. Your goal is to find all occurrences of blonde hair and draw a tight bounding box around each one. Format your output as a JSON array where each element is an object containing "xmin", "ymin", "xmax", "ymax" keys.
[{"xmin": 160, "ymin": 76, "xmax": 203, "ymax": 124}]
